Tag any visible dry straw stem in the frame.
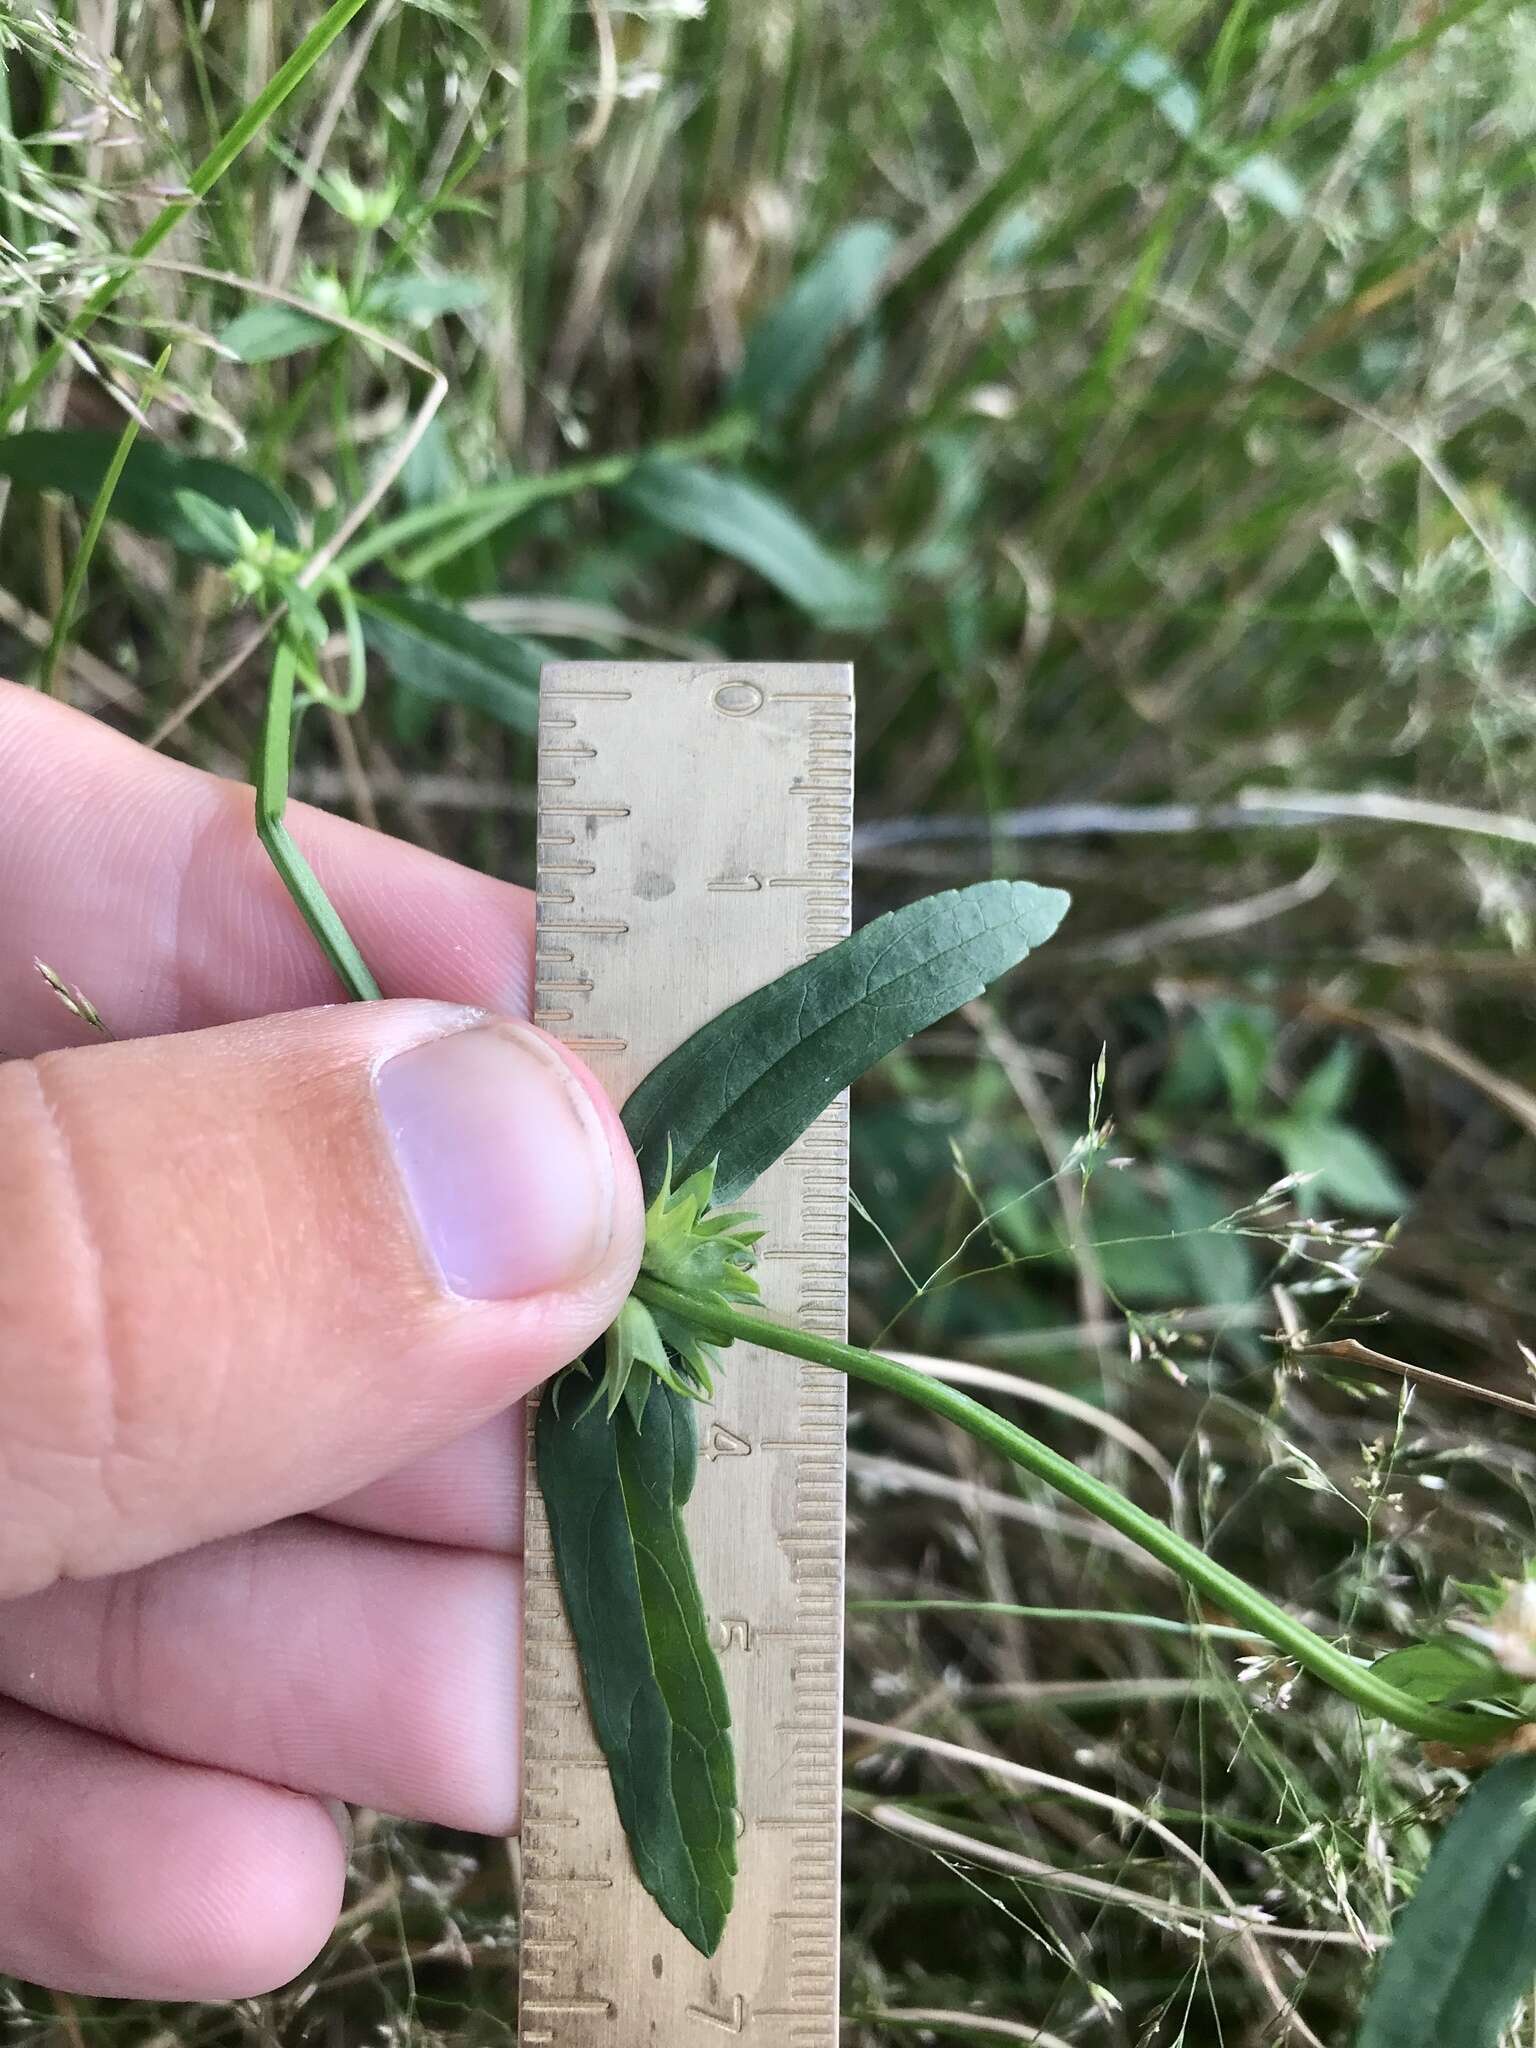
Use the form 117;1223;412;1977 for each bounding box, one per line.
846;1716;1325;2047
849;1449;1175;1575
866;2011;1075;2045
1297;1337;1536;1421
860;1801;1382;1951
879;1350;1178;1489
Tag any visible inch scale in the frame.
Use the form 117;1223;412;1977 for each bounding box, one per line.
520;662;853;2045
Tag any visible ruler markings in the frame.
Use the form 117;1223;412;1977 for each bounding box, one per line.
521;663;850;2046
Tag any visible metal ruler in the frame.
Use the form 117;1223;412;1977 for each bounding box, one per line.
519;662;853;2046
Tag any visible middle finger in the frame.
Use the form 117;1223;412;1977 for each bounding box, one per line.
0;1516;523;1831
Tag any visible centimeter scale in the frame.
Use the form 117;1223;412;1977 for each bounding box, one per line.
518;663;854;2044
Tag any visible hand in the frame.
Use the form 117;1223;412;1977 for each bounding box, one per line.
0;682;644;2001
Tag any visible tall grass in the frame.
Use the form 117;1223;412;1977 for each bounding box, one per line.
2;0;1534;2040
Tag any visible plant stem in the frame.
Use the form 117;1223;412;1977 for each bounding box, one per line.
40;347;171;694
635;1276;1509;1748
255;635;381;1001
0;0;379;431
334;411;756;581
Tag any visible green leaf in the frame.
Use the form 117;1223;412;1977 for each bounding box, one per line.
623;880;1070;1205
1356;1755;1536;2048
356;590;545;732
731;220;896;421
616;459;888;628
1267;1118;1410;1216
535;1379;737;1956
363;272;487;324
1291;1041;1360;1124
221;303;340;362
1369;1641;1513;1708
219;276;484;361
0;430;300;557
1160;1160;1254;1308
1201;999;1276;1123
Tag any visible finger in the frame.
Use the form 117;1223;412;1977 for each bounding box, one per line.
0;1001;642;1596
0;1696;345;2000
322;1404;526;1551
0;1519;522;1832
0;680;535;1056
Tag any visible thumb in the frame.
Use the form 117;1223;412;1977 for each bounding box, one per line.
0;1003;642;1596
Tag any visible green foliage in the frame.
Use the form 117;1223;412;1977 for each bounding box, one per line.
534;882;1069;1943
355;591;543;731
594;1157;763;1417
534;1378;736;1957
731;221;896;422
1262;1115;1410;1216
623;880;1069;1204
991;1160;1255;1309
222;304;344;363
1356;1756;1536;2048
221;273;487;360
5;0;1535;2033
1369;1640;1515;1708
0;429;298;557
616;460;888;628
1070;30;1305;217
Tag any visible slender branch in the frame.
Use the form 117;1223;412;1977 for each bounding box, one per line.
40;346;170;694
634;1276;1509;1748
334;410;755;581
255;638;381;1001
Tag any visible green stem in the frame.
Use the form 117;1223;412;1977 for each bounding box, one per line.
850;1599;1260;1644
40;347;170;693
335;411;755;582
255;635;381;1001
0;0;378;431
635;1276;1508;1748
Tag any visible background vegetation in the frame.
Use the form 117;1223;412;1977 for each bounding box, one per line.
3;0;1536;2040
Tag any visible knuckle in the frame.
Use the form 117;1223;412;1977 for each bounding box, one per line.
0;1058;167;1592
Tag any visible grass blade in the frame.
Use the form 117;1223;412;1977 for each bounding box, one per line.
39;347;170;694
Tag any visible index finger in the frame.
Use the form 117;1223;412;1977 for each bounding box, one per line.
0;681;535;1054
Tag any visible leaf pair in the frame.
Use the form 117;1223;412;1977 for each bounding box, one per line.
535;1378;737;1957
0;429;299;559
536;879;1070;1953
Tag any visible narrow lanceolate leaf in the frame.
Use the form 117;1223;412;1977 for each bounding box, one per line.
221;303;339;362
616;458;888;629
0;430;299;555
535;1378;736;1955
623;879;1070;1205
1356;1755;1536;2048
356;590;545;732
731;220;896;422
1368;1640;1514;1708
